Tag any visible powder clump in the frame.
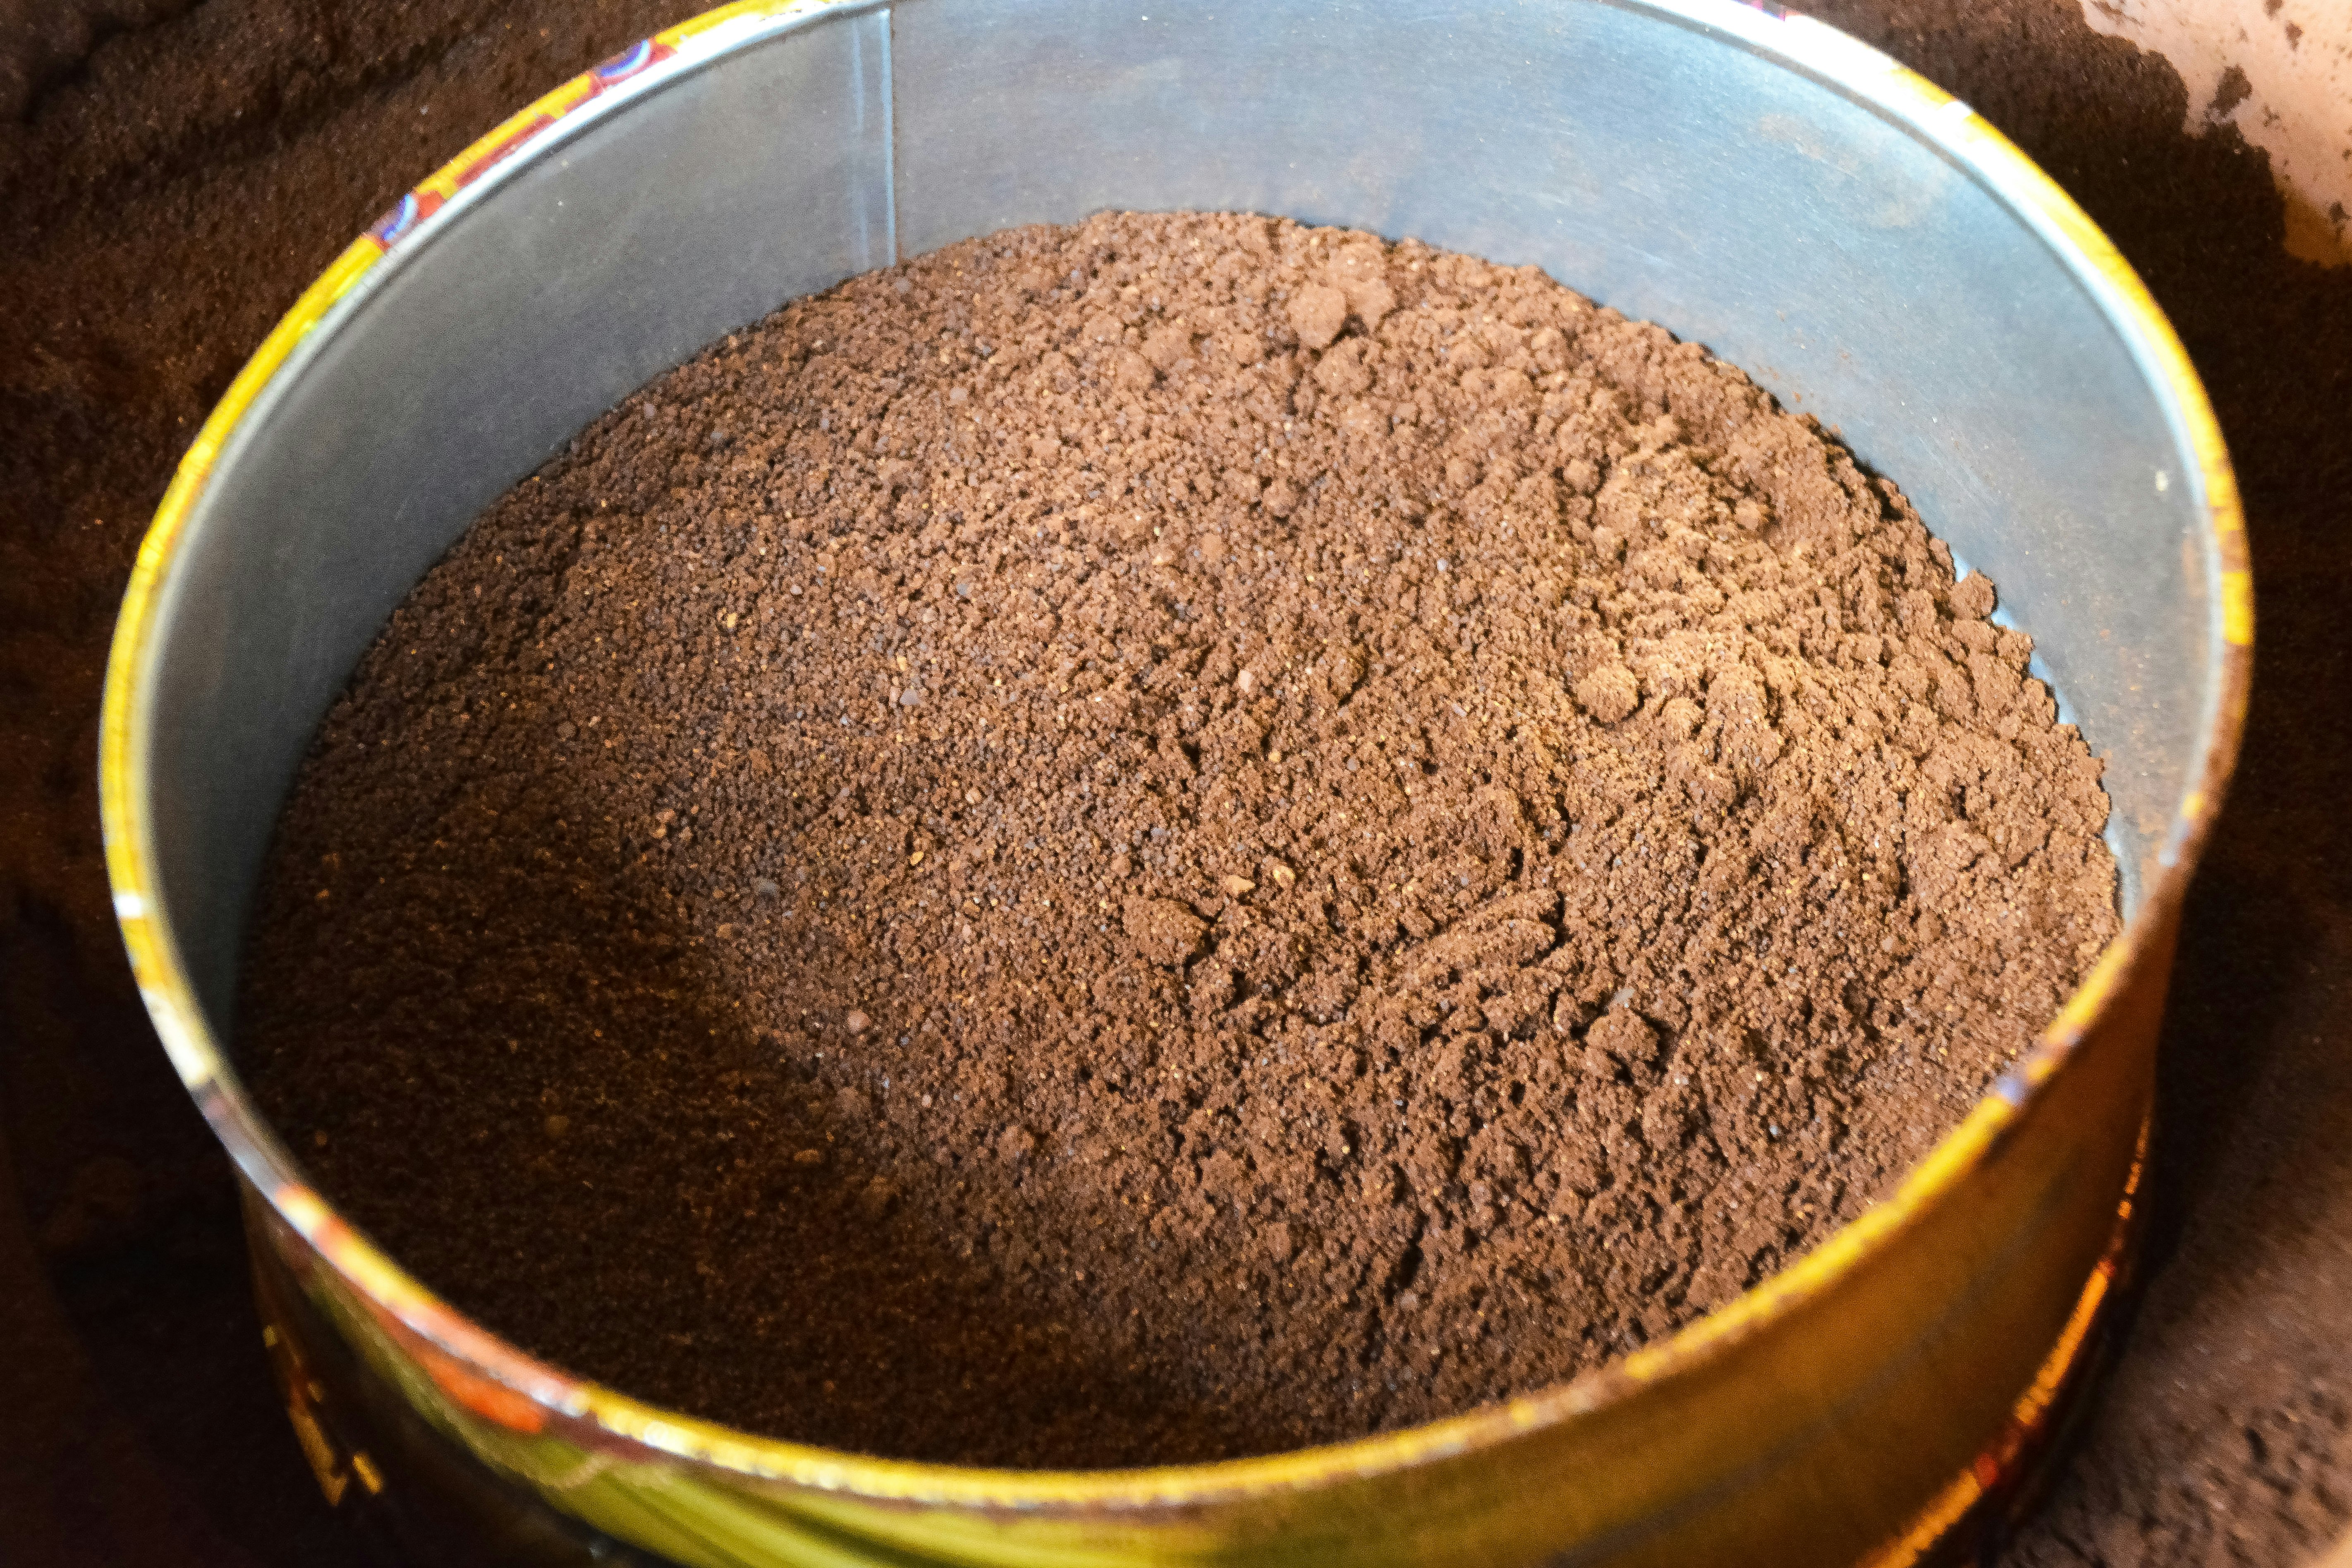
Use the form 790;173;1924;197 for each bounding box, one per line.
241;211;2118;1469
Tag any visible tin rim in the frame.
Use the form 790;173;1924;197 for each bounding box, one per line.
97;0;2253;1514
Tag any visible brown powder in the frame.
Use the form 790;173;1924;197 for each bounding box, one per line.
238;211;2117;1468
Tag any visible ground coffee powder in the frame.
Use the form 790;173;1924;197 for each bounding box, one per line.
240;211;2118;1468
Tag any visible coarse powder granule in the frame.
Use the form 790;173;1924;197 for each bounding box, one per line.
239;211;2118;1468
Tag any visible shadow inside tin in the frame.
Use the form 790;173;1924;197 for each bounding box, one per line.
232;687;1357;1468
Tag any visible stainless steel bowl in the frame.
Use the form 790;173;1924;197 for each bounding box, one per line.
100;2;2250;1563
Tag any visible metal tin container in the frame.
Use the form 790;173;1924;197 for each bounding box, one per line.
100;2;2251;1563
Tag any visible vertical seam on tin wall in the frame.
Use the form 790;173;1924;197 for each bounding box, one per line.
881;5;901;265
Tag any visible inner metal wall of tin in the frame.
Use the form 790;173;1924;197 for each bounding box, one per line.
142;3;895;1022
146;0;2213;1039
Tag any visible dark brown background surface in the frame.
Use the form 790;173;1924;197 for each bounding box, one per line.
2;1;2346;1563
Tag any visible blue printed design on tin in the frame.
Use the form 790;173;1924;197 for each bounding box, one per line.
593;39;657;83
369;192;421;248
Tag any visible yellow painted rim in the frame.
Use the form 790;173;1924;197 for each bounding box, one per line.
98;0;2254;1517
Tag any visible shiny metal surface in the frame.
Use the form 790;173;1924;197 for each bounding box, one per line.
892;0;2219;916
142;0;894;1028
101;1;2251;1563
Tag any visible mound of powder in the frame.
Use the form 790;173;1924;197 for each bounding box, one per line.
240;211;2118;1468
